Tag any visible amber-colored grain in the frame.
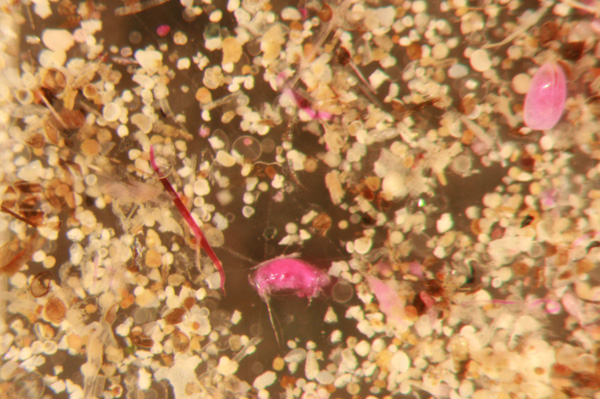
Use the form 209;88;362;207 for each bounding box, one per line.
30;271;52;298
164;307;186;324
172;329;190;352
45;296;67;324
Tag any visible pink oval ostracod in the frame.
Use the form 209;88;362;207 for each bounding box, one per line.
523;62;567;130
250;257;331;300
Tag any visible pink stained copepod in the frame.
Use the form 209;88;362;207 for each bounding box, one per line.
523;62;567;130
250;257;331;300
249;257;331;345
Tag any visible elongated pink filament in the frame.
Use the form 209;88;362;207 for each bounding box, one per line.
149;146;226;295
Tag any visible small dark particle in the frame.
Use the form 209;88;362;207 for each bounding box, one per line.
312;212;332;236
20;195;38;209
425;279;444;297
394;98;440;120
15;181;43;194
360;213;376;227
520;155;535;172
30;271;52;297
375;194;391;211
563;41;585;61
263;227;278;240
521;214;534;228
318;3;332;22
129;331;153;348
360;186;375;201
164;307;187;324
538;21;558;45
587;241;600;252
27;134;45;149
337;48;351;66
458;95;477;115
39;87;57;106
412;292;427;316
84;195;95;207
406;42;422;60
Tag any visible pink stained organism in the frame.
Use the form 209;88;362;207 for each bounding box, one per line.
156;24;171;38
148;147;226;295
366;276;406;325
276;72;334;121
283;88;334;121
250;257;331;299
523;62;567;130
249;257;331;345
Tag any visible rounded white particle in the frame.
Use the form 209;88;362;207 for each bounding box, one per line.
285;348;307;363
354;237;373;255
511;73;531;95
19;346;33;360
271;174;284;189
316;370;335;385
216;150;236;167
193;178;211;196
176;58;191;70
42;29;75;52
368;69;389;90
507;45;523;60
412;1;427;12
138;368;151;390
375;6;396;27
217;356;239;376
41;340;58;355
469;49;492;72
465;79;479;90
305;350;319;380
553;2;571;16
391;351;410;372
285;222;298;234
432;43;449;60
173;31;188;46
253;371;277;390
67;228;84;242
382;172;407;200
209;9;223;22
436;213;453;233
281;7;302;20
448;63;468;79
242;206;255;218
227;0;240;11
459;380;474;397
134;49;163;72
43;256;56;269
33;250;46;263
390;231;403;244
103;102;121;122
117;125;129;137
540;134;555;151
483;192;502;209
10;273;27;289
354;340;371;357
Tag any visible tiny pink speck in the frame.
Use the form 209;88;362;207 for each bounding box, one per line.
198;126;210;138
156;25;171;38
